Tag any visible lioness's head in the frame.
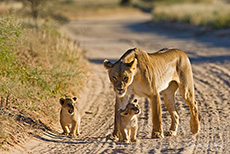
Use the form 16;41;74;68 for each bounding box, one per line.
104;57;137;97
60;97;77;115
120;99;141;117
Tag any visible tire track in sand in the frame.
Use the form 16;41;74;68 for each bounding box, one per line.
192;63;230;153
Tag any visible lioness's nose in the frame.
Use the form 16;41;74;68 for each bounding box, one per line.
117;88;123;92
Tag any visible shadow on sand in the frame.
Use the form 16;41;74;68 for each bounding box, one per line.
34;130;102;145
125;20;230;48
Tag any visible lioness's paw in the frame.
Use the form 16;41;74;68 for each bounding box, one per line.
190;124;199;134
165;130;177;136
152;132;164;138
106;134;119;141
190;118;199;134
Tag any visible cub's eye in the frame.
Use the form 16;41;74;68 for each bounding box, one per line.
112;76;117;81
123;77;128;82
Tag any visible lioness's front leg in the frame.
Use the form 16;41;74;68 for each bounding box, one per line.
112;101;119;140
113;95;129;140
150;94;164;138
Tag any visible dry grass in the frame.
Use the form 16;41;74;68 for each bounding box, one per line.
152;1;230;29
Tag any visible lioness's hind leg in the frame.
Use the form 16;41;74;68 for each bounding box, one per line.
178;77;199;134
162;81;179;136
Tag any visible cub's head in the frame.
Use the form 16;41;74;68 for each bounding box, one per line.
60;97;77;115
104;58;137;98
120;99;141;117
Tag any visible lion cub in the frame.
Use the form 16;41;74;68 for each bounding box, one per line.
118;99;141;143
59;97;80;137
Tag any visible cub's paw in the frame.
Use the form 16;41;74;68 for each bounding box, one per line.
76;133;80;136
122;139;130;143
61;132;69;136
69;133;76;137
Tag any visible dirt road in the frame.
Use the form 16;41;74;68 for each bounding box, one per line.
9;13;230;153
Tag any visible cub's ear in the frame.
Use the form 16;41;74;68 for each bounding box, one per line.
59;98;65;106
120;110;129;117
104;59;114;70
125;58;137;71
72;97;77;101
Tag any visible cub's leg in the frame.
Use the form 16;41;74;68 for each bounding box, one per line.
70;120;78;137
150;93;164;138
60;121;69;135
121;128;129;143
76;121;80;136
130;126;138;142
161;81;179;136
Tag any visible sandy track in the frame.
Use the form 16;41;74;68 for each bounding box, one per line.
8;13;230;153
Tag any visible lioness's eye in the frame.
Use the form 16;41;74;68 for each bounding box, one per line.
123;77;128;82
112;76;117;81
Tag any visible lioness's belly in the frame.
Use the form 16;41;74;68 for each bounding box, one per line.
156;67;179;92
131;68;178;96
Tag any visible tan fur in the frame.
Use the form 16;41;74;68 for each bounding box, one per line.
104;48;200;138
117;99;140;143
59;97;81;137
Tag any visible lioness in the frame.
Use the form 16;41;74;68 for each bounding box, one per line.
59;97;81;137
104;48;199;138
118;99;140;143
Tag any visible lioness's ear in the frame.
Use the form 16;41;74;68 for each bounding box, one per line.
60;98;65;106
104;59;114;70
126;58;137;71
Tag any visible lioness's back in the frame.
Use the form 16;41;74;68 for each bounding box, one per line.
149;48;188;59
